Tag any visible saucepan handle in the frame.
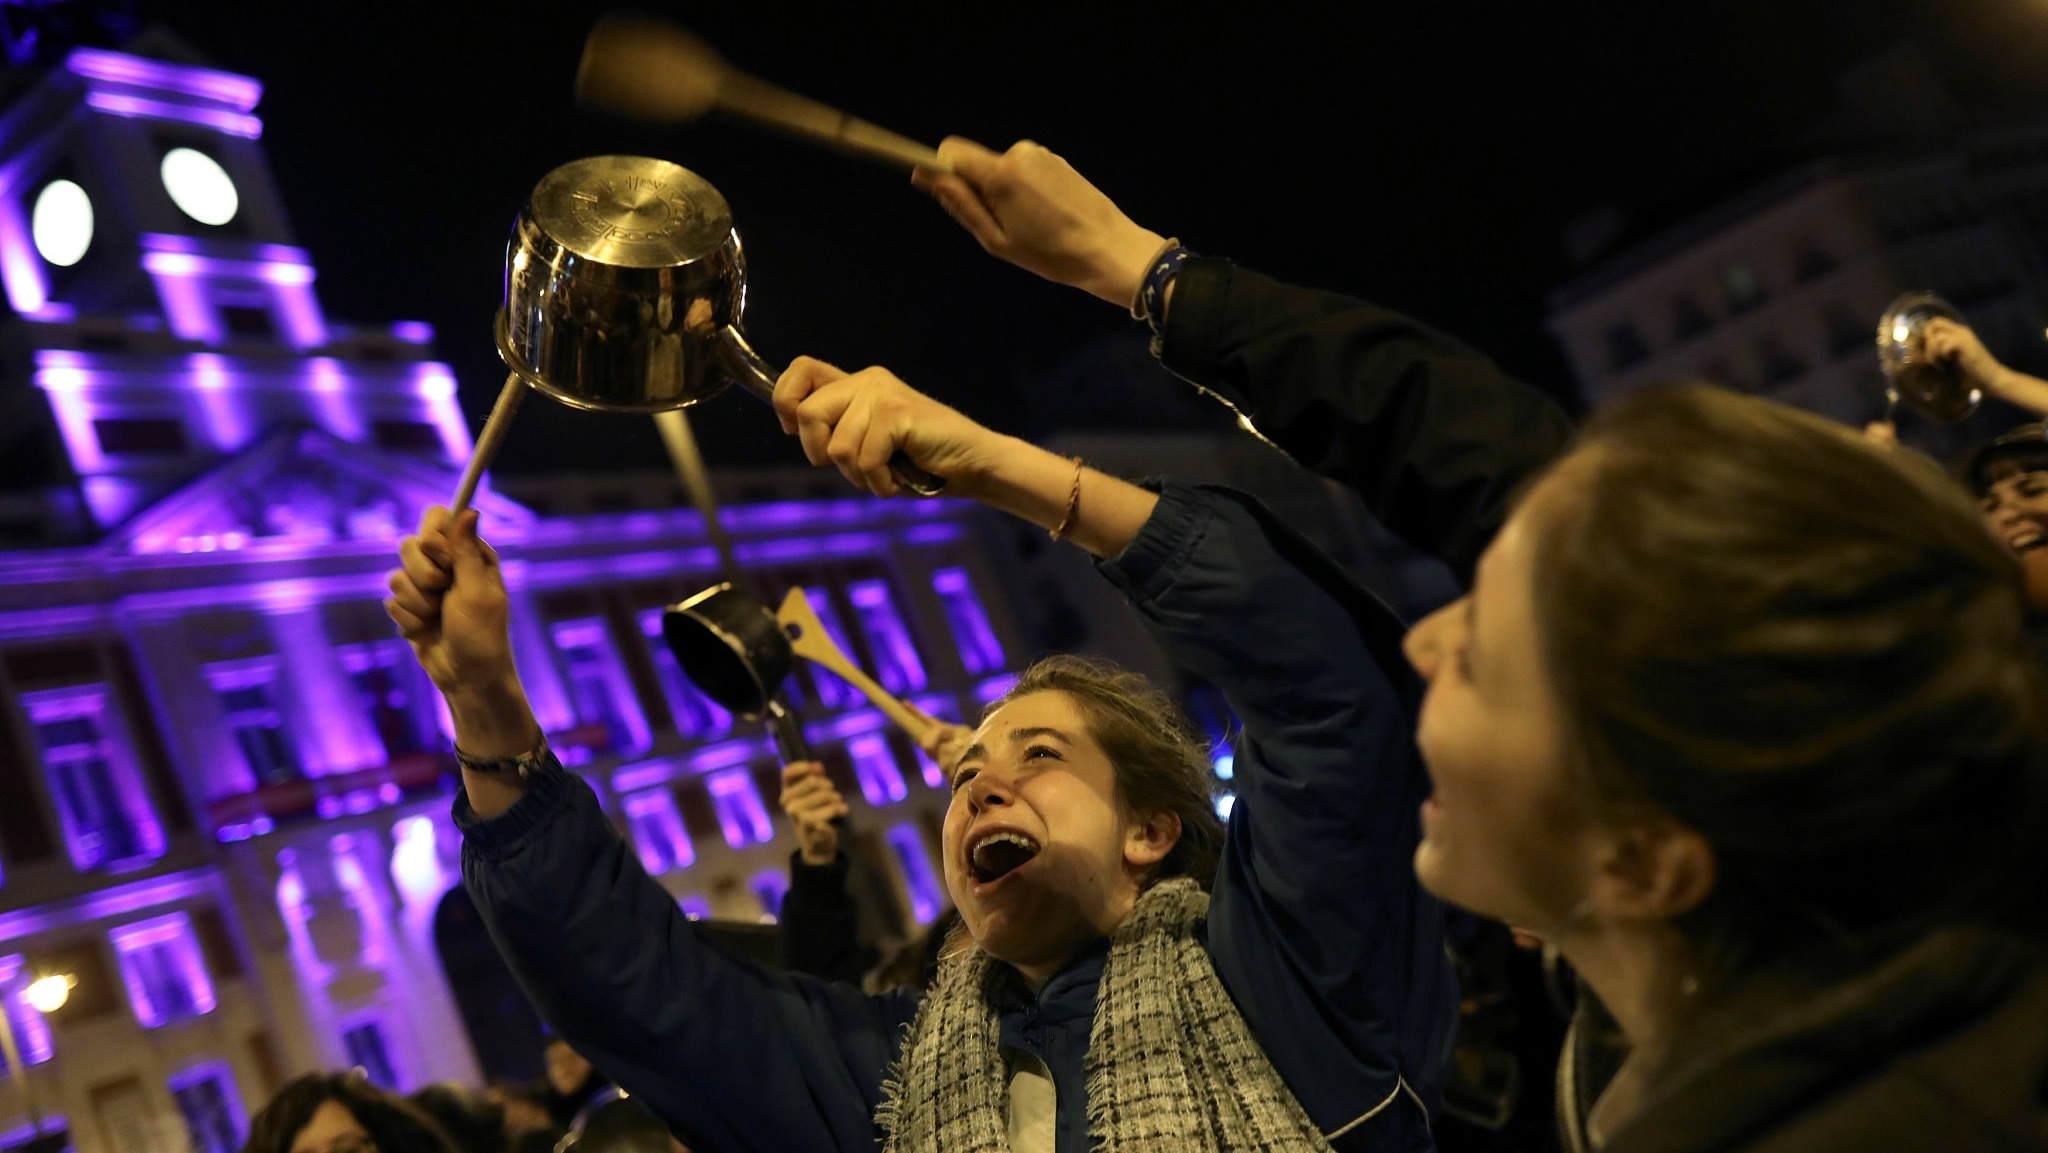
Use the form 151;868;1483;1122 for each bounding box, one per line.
715;325;947;497
766;696;853;833
766;695;811;764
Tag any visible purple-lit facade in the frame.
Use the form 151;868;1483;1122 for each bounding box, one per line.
0;38;1029;1153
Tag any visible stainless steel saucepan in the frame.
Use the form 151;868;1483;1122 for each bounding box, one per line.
449;155;943;511
1875;291;1983;424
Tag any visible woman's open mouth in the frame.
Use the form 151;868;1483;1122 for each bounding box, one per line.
967;829;1041;887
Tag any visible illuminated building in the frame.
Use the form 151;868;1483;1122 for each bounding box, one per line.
0;34;1033;1153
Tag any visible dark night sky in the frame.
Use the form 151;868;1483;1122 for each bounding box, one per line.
132;0;2048;477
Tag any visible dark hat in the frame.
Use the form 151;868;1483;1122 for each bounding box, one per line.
1958;422;2048;495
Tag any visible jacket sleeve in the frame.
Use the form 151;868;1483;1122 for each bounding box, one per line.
1094;482;1458;1149
456;760;919;1153
1158;258;1576;586
777;851;879;983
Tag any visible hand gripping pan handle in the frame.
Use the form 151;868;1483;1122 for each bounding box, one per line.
714;325;946;497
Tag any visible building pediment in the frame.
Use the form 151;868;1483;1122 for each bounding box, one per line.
105;426;532;556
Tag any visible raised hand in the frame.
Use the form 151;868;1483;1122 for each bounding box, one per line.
386;508;515;694
1921;318;2048;417
779;761;850;866
386;509;537;783
1922;318;2005;391
911;137;1168;309
771;357;1005;498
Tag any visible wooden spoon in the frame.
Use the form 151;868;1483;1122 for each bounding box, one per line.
776;588;941;747
576;11;950;173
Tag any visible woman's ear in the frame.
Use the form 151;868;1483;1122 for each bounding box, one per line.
1587;816;1716;921
1124;808;1182;872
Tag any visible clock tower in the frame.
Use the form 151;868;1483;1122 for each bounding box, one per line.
0;26;474;541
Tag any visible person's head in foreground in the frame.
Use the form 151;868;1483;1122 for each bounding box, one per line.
1403;385;2047;1057
242;1072;456;1153
1960;421;2048;616
944;654;1225;981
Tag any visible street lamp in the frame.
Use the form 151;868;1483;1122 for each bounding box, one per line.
22;976;70;1014
0;971;73;1137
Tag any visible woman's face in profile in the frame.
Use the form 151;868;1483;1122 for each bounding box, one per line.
1402;471;1602;932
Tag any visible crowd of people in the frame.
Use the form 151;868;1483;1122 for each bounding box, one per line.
245;133;2046;1153
239;1036;662;1153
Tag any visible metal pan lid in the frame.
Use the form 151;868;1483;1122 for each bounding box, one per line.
527;155;734;269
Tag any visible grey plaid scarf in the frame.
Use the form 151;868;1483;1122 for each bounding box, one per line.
876;877;1333;1152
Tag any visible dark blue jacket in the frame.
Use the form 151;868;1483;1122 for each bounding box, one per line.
458;481;1457;1153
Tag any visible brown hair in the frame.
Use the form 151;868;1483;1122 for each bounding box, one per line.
1528;385;2048;978
1959;421;2048;496
242;1072;458;1153
985;654;1225;890
408;1084;509;1153
1980;455;2048;488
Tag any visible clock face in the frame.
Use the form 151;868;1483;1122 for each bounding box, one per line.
161;147;239;226
31;179;94;267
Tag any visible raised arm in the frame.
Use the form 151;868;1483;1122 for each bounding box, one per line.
775;760;878;982
770;356;1160;556
384;511;914;1152
914;137;1573;585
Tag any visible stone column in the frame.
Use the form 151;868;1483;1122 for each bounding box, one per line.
265;605;385;777
343;821;482;1087
125;616;253;799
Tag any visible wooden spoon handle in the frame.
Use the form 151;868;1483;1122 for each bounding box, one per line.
716;72;950;173
776;589;940;746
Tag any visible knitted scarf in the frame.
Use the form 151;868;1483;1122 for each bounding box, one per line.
876;878;1333;1153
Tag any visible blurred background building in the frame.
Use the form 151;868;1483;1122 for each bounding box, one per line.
1548;44;2048;460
